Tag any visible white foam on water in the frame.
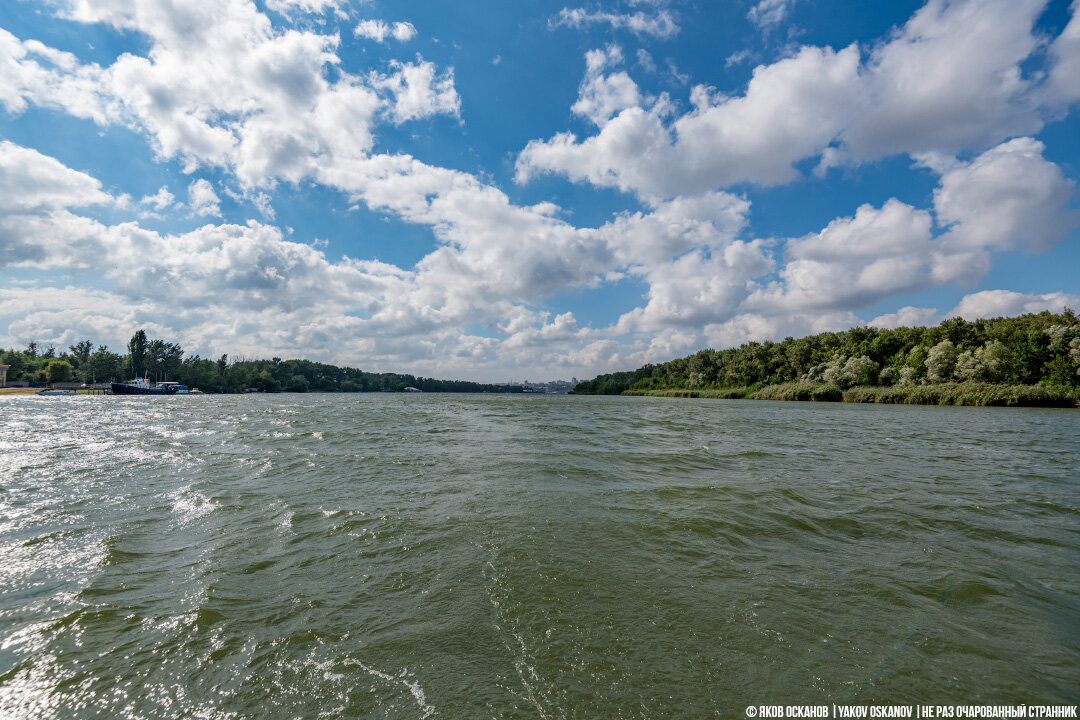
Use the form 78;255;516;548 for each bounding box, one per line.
169;486;217;525
482;559;551;720
343;659;436;719
279;511;294;531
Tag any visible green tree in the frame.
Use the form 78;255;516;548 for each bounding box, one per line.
926;340;959;383
87;345;123;383
69;340;93;364
146;339;184;381
127;330;149;378
1;350;26;380
46;359;74;384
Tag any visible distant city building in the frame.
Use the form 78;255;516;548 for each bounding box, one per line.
0;364;8;387
516;378;579;394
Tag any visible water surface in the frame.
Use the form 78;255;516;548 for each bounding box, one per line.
1;394;1078;718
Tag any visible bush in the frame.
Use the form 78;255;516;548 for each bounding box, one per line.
753;382;842;402
841;383;1077;408
926;340;958;382
46;359;74;383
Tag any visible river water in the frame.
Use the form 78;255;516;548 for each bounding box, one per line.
1;394;1077;718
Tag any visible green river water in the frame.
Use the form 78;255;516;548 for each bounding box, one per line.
1;394;1077;718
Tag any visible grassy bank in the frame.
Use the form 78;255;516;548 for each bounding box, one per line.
840;382;1078;407
620;381;1078;408
623;387;755;399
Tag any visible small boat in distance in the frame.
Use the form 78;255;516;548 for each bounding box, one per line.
110;378;181;395
37;389;75;396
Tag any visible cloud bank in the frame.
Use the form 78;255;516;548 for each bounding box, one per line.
0;0;1078;380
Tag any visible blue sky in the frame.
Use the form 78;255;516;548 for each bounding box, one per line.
1;0;1078;381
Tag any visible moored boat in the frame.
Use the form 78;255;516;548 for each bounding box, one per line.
110;378;180;395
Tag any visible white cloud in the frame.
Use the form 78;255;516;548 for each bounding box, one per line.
948;290;1080;320
0;140;111;211
867;306;943;329
16;0;397;187
391;22;418;42
140;185;175;211
840;0;1045;160
1045;0;1080;106
0;141;115;268
369;56;461;124
3;1;1077;380
354;20;417;43
265;0;348;18
703;311;859;352
187;179;222;217
635;49;657;73
615;241;772;334
520;0;1060;199
934;137;1078;253
747;199;936;314
0;27;111;123
571;46;642;126
748;0;797;29
868;290;1080;331
598;191;750;267
549;7;680;39
518;44;862;198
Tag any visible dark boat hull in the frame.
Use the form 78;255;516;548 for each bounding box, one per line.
110;383;179;395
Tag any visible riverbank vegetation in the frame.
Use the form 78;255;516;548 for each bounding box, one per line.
573;311;1080;408
0;330;518;394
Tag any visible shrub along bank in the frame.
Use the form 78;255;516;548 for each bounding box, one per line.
574;311;1080;408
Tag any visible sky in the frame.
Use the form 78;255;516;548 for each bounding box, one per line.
1;0;1079;382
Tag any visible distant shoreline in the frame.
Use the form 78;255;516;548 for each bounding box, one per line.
617;381;1079;408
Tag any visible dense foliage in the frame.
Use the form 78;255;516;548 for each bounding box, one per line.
573;311;1080;400
1;330;518;394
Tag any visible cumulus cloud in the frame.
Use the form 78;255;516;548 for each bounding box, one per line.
0;140;722;377
867;306;943;329
2;0;1078;380
265;0;348;18
517;44;862;198
948;290;1080;320
549;7;680;39
187;179;222;217
370;57;461;124
570;45;642;126
354;20;417;43
15;1;399;186
615;241;773;334
140;186;175;211
0;27;111;123
520;0;1060;199
0;141;115;267
1044;0;1080;106
747;199;936;314
0;140;111;211
869;291;1080;330
934;137;1078;253
748;0;798;29
840;0;1045;160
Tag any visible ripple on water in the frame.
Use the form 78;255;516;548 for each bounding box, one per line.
0;394;1078;717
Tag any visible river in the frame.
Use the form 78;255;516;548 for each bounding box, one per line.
1;394;1077;717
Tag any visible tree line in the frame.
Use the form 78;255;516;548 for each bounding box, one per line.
1;329;521;394
572;310;1080;396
